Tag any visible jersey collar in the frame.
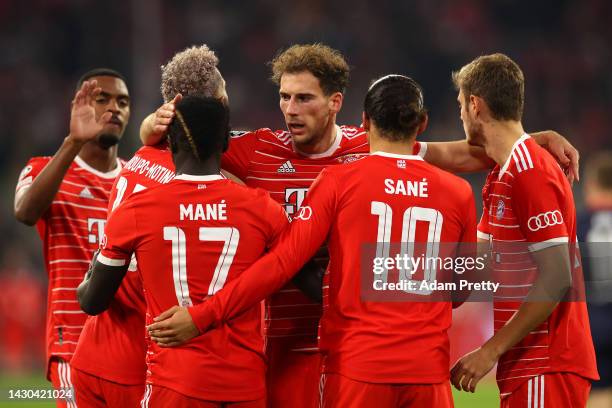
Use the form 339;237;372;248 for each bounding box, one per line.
371;151;424;160
174;174;225;181
74;155;122;179
498;133;530;180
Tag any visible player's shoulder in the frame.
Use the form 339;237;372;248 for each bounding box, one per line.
508;136;565;182
336;124;368;151
23;156;52;168
421;159;473;195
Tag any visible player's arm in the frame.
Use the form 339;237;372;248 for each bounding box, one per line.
423;131;579;181
452;188;478;308
15;81;112;225
450;244;571;393
291;257;325;303
140;94;181;146
77;250;129;315
148;170;338;346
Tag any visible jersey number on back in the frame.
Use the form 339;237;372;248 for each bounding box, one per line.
371;202;443;295
163;227;240;307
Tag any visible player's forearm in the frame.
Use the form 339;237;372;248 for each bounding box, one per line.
139;113;163;146
480;245;572;359
77;260;127;315
189;251;302;332
291;258;325;303
14;136;84;225
424;141;494;173
481;301;558;360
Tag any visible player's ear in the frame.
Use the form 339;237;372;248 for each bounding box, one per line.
469;94;481;117
328;92;343;115
362;112;370;132
416;113;428;136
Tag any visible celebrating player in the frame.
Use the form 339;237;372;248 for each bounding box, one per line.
14;69;130;407
69;44;226;408
151;75;476;407
141;43;581;408
448;53;598;407
78;96;290;407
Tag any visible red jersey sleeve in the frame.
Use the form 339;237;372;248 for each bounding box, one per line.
512;168;569;251
460;191;478;244
97;199;139;267
477;177;492;241
188;168;339;332
15;157;51;195
260;190;291;248
220;131;258;181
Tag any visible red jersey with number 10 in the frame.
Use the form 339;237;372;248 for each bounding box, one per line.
202;151;475;383
221;126;423;351
98;175;288;401
71;143;175;385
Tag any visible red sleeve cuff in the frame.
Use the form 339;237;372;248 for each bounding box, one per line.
187;301;216;333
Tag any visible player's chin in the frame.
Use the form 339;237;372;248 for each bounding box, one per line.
96;132;121;149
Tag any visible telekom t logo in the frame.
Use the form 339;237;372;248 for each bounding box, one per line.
88;218;106;244
284;188;309;216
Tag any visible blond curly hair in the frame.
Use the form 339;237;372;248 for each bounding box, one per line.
160;45;222;102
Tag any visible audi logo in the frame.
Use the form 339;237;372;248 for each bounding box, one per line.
527;210;564;231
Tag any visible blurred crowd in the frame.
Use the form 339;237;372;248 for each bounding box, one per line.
0;0;610;372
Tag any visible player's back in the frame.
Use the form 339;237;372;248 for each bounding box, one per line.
319;152;476;384
115;174;287;401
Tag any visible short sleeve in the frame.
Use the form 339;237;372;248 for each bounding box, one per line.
15;157;51;195
98;199;139;267
221;131;258;181
512;168;570;251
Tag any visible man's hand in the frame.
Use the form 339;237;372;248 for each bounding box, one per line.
532;130;580;183
147;305;199;347
153;94;182;137
69;80;109;144
450;346;499;393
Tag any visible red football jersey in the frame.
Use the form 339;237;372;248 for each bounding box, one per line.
221;125;424;351
15;156;122;376
477;134;598;396
196;151;476;383
98;175;288;401
71;143;175;384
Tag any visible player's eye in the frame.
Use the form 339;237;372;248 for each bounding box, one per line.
280;94;290;101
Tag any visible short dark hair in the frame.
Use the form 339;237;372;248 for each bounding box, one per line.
269;43;350;95
168;96;230;162
364;75;427;141
76;68;127;91
452;53;524;121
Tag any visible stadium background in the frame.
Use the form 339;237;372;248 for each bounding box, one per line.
0;0;610;406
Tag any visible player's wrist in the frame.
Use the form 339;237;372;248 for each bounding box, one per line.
64;134;86;151
186;303;214;334
480;339;504;362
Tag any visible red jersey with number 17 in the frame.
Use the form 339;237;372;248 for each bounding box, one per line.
15;156;122;377
477;134;598;396
221;125;423;351
71;143;175;385
201;151;475;383
98;175;288;401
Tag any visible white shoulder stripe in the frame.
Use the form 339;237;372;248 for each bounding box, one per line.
520;142;534;169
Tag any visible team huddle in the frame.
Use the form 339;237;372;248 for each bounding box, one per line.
14;43;598;407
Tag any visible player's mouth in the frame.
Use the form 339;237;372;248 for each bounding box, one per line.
288;123;306;135
106;117;123;129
